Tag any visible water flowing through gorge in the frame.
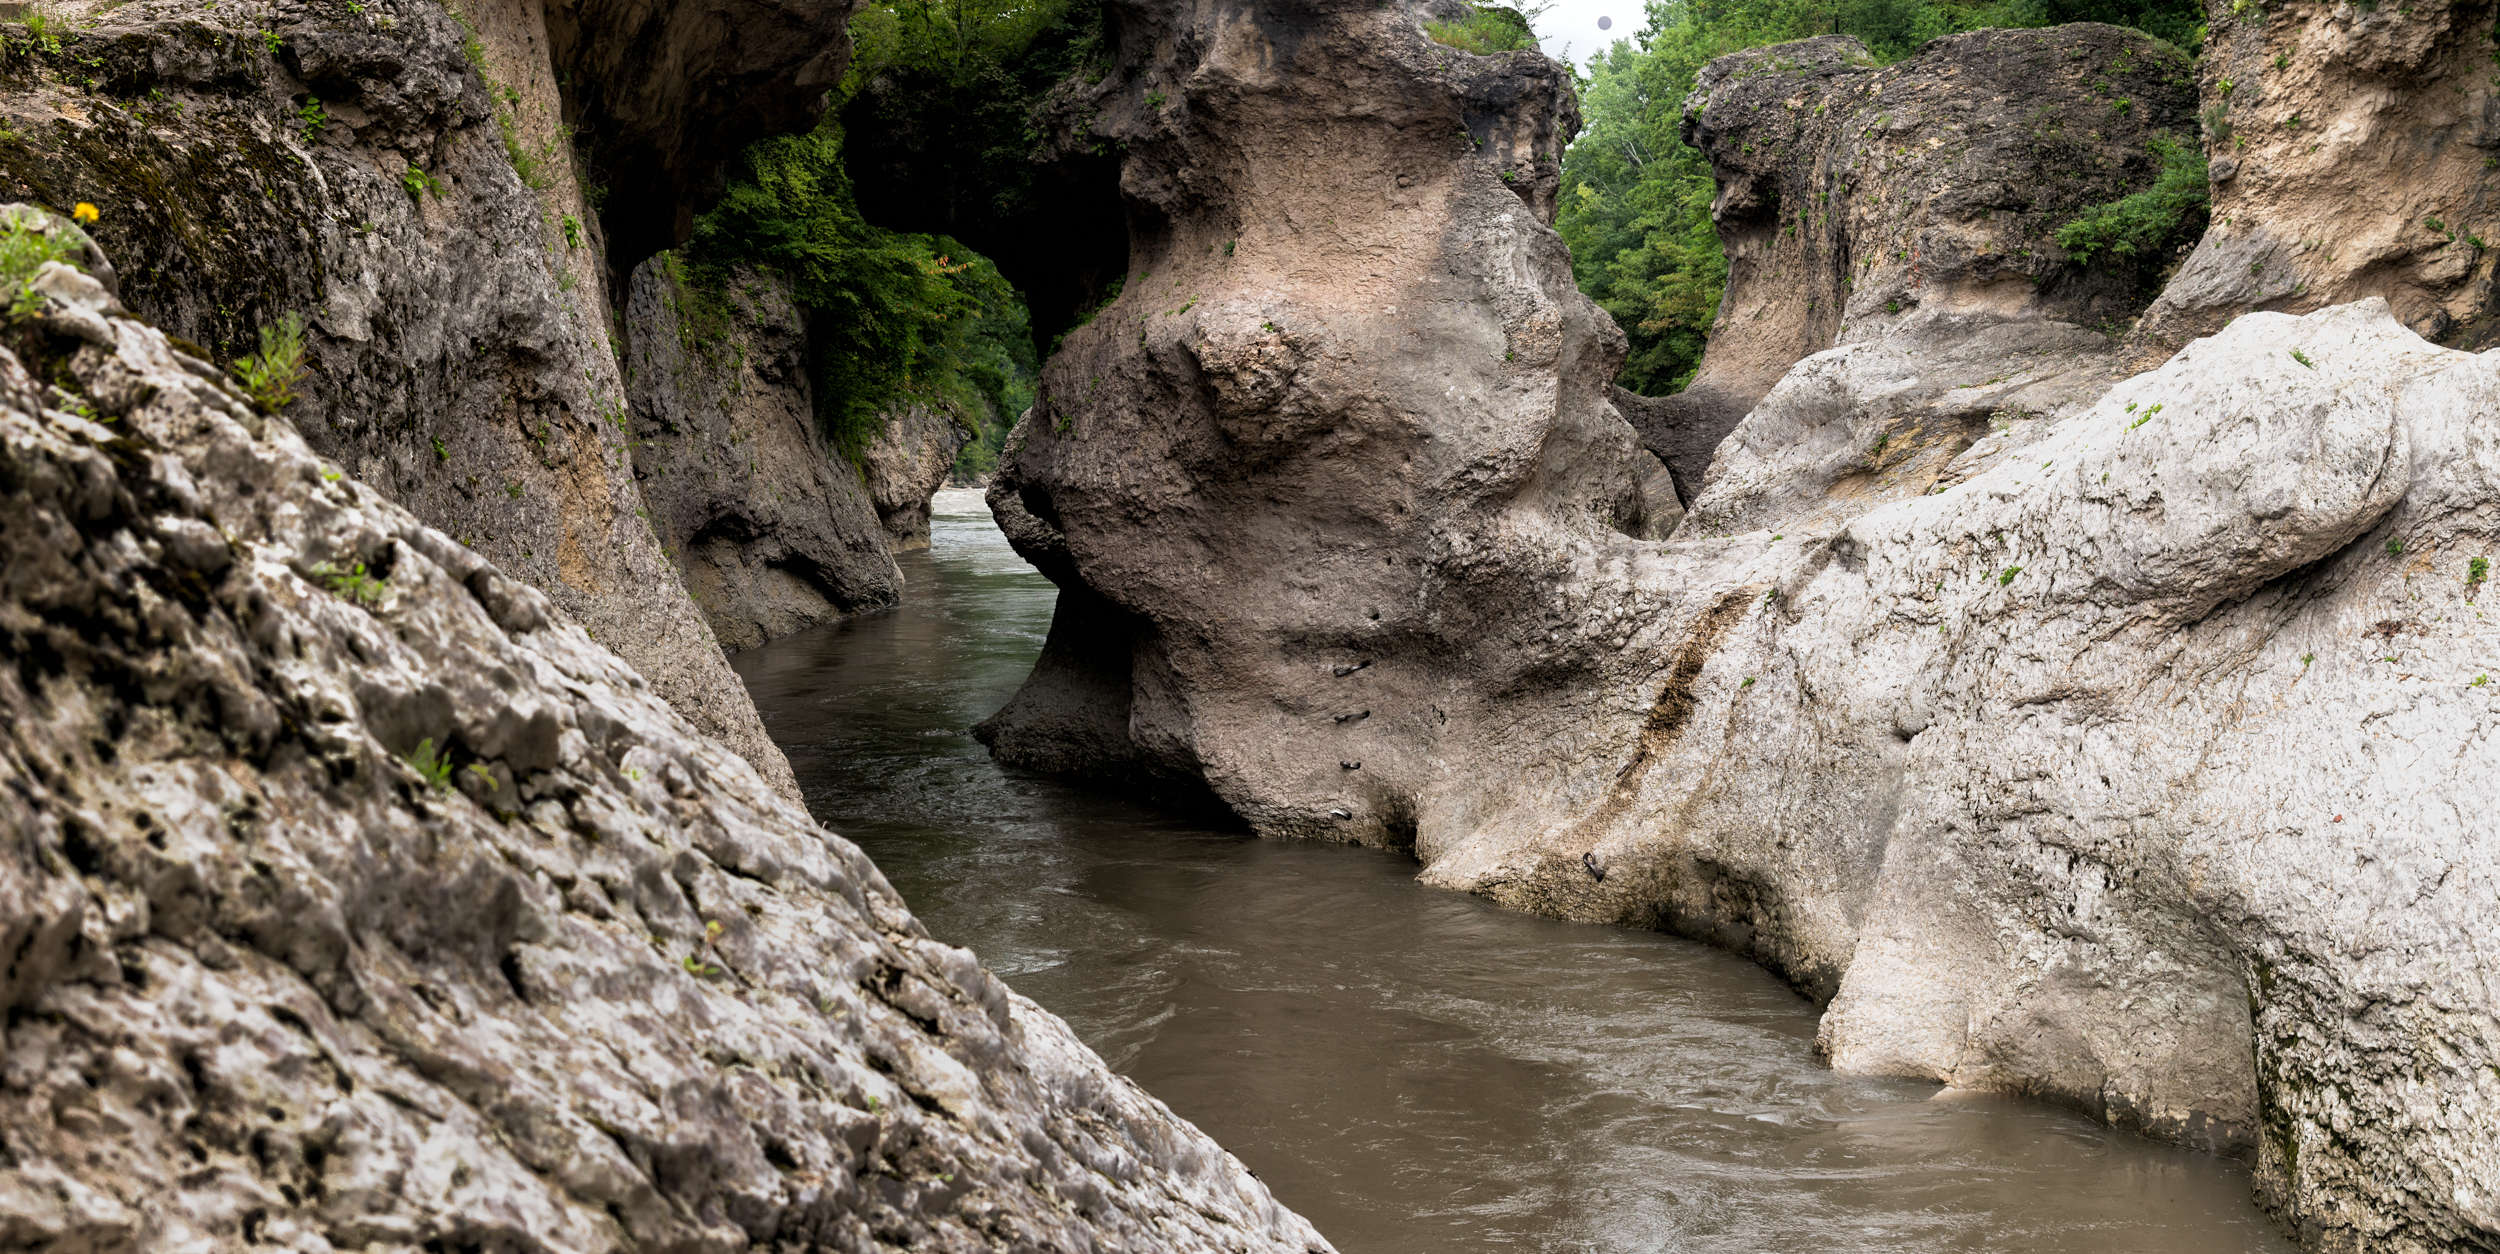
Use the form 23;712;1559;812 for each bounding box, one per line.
734;490;2298;1254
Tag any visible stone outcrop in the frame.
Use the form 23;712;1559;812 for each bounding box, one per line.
1629;27;2195;502
0;0;810;792
0;216;1329;1253
622;257;907;650
983;7;2500;1249
2135;0;2500;353
862;403;971;551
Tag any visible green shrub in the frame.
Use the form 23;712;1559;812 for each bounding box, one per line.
1426;4;1539;54
0;216;76;319
2055;135;2210;270
232;313;308;410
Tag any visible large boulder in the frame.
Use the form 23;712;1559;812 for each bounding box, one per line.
1632;26;2197;502
0;215;1329;1254
0;0;807;793
2134;0;2500;352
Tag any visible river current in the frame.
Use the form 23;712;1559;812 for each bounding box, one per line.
731;489;2295;1254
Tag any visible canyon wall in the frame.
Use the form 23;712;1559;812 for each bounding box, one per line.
0;0;875;793
2136;0;2500;352
0;215;1329;1252
986;4;2500;1249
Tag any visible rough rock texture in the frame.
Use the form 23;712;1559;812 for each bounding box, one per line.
1626;27;2195;501
2135;0;2500;353
862;404;971;552
978;0;1643;803
985;10;2500;1250
621;257;906;651
0;0;800;793
0;222;1329;1253
541;0;858;266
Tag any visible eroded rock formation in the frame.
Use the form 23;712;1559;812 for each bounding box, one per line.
1625;26;2196;501
862;403;971;551
621;258;907;650
0;215;1328;1253
2136;0;2500;352
984;5;2500;1249
0;0;832;792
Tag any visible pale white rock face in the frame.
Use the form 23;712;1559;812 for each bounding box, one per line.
0;220;1330;1254
1441;301;2500;1253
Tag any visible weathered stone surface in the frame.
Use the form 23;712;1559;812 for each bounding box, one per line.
622;257;906;651
982;7;2500;1248
0;222;1329;1254
862;404;971;552
2135;0;2500;353
983;0;1641;816
0;0;799;795
1631;27;2196;497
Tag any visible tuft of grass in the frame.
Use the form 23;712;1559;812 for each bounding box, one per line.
405;737;453;792
2472;556;2490;591
1424;4;1539;54
1998;565;2023;586
2386;537;2406;558
2289;348;2314;369
231;313;307;410
0;215;78;319
311;559;387;606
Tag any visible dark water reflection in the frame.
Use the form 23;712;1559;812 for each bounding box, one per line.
732;490;2295;1254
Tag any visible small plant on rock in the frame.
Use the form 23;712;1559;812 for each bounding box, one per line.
405;737;454;792
311;559;387;606
231;312;307;410
1424;3;1540;54
401;165;444;199
2289;348;2315;369
0;216;76;319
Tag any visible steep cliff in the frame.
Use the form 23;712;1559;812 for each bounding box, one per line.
1624;25;2196;507
2136;0;2500;352
0;0;840;792
0;212;1329;1253
621;257;905;650
982;6;2500;1249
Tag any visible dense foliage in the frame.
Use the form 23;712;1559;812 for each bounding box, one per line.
684;0;1095;474
2053;134;2210;271
688;128;1033;465
1558;0;2204;395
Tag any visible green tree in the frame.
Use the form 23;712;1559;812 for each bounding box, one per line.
1559;0;2201;395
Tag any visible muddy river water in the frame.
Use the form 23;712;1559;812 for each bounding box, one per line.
732;489;2295;1254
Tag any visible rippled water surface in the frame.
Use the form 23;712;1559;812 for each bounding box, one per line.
732;489;2296;1254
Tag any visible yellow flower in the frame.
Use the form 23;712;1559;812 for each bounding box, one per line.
70;202;98;223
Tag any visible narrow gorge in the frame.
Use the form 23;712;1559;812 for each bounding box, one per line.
0;0;2494;1248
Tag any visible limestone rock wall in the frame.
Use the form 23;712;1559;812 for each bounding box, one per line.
2136;0;2500;352
0;0;810;793
0;221;1330;1254
863;403;972;552
984;7;2500;1249
621;257;907;651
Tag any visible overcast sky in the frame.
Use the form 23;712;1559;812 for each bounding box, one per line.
1532;0;1641;67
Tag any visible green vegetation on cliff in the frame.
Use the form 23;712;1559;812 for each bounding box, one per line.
686;0;1100;476
1559;0;2205;395
688;127;1031;466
